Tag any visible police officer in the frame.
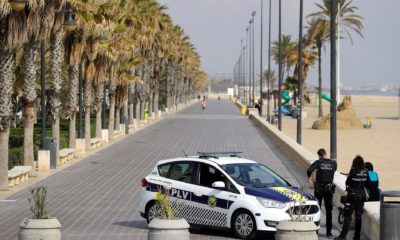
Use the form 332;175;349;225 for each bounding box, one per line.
335;156;369;240
307;148;337;237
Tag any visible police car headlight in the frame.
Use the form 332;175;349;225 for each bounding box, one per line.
256;197;287;209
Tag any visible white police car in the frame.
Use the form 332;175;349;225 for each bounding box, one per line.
139;152;320;239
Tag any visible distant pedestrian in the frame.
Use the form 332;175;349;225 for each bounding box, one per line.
201;98;207;113
197;95;201;101
365;162;381;201
218;96;221;101
307;148;337;237
335;155;369;240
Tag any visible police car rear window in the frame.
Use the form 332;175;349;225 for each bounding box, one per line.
158;163;172;177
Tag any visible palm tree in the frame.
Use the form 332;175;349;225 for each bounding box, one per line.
272;35;297;81
309;0;363;44
21;0;55;169
0;2;28;190
307;18;329;117
48;4;66;165
309;0;363;114
263;69;277;108
64;28;85;148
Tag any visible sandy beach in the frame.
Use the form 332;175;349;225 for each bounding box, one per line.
278;95;399;191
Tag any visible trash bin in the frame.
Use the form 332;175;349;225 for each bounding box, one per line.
43;137;57;169
144;109;148;121
380;191;400;240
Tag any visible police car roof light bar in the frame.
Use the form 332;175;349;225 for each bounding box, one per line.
197;151;243;159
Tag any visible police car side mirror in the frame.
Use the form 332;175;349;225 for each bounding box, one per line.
212;181;225;189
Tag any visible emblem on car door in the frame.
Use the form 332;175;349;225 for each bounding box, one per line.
208;195;217;208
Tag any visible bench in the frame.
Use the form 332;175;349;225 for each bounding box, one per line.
90;138;101;149
8;166;32;187
59;148;75;163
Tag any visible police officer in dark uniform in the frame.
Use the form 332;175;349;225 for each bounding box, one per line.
335;156;369;240
307;148;337;237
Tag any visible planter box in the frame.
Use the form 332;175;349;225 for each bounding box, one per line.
148;218;190;240
275;220;318;240
18;218;61;240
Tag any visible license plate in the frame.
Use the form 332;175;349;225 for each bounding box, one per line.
294;215;313;221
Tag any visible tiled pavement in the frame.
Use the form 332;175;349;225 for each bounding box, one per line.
0;99;351;239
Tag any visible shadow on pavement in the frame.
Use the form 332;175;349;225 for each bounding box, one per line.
190;227;275;240
112;220;148;230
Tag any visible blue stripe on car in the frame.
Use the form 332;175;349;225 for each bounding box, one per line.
147;182;234;209
244;186;316;202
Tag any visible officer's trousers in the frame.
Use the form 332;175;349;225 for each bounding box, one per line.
339;200;364;239
315;189;333;234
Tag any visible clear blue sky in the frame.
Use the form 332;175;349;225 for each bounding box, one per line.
158;0;400;87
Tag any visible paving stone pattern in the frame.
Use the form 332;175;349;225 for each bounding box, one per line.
0;99;342;240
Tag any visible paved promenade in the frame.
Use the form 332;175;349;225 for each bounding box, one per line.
0;99;340;239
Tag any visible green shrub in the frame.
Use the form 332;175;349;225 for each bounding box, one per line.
9;147;23;170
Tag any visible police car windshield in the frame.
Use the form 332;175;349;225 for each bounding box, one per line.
221;163;288;188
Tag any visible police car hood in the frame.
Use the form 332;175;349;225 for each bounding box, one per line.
244;186;316;203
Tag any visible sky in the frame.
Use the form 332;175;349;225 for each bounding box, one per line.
157;0;400;88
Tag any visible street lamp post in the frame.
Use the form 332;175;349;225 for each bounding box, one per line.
251;11;256;107
267;0;272;121
40;40;46;149
259;0;264;116
246;25;251;106
330;0;337;161
239;39;243;101
278;0;283;131
248;21;252;107
297;0;303;144
78;60;83;138
243;45;247;105
102;84;107;129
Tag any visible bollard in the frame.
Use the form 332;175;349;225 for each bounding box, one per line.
43;137;57;169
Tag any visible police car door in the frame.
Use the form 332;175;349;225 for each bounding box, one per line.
166;161;198;221
190;163;237;228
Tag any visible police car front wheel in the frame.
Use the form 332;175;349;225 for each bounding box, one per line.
232;210;257;239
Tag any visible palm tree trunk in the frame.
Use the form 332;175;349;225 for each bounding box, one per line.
85;109;91;151
84;76;92;151
135;98;140;122
23;106;35;167
69;113;76;148
22;39;39;168
140;100;145;120
95;83;104;139
115;107;120;130
96;103;102;139
124;99;128;124
148;92;153;118
49;30;64;164
52;117;60;165
318;46;323;117
67;64;79;148
0;49;15;190
108;95;115;141
129;103;134;125
154;90;159;117
0;128;10;190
